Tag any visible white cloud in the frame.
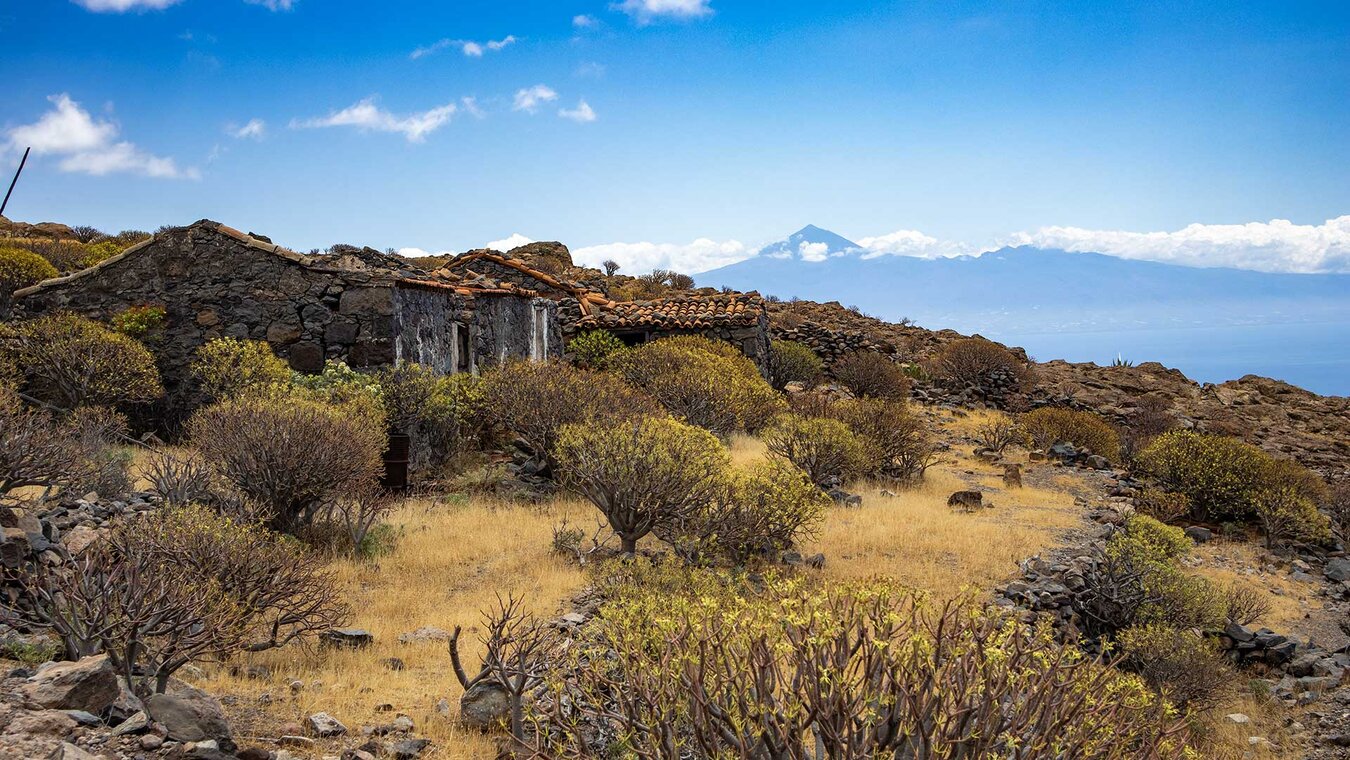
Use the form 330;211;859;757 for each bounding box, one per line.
244;0;294;9
228;118;266;140
574;238;748;274
613;0;713;24
573;14;598;28
412;35;515;60
558;100;597;123
513;85;558;113
6;93;197;179
1001;217;1350;274
855;229;971;259
798;241;829;262
291;97;456;142
460;96;486;119
485;233;535;251
71;0;181;11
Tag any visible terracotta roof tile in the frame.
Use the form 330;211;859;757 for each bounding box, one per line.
576;293;765;331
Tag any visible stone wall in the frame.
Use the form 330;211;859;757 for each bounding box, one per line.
10;223;400;399
770;320;899;370
473;295;562;369
392;284;472;374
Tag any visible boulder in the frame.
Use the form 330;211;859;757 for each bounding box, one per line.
1325;558;1350;583
146;681;233;749
946;490;983;511
459;680;510;729
307;711;347;737
46;743;96;760
23;655;120;714
397;626;452;645
1183;526;1213;544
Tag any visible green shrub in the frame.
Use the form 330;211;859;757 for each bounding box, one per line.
1133;488;1191;524
482;360;658;462
663;458;829;565
567;330;627;370
4;313;162;410
187;390;385;534
0;247;58;293
763;413;869;486
555;417;729;554
77;240;122;268
109;304;166;339
765;340;823;391
192;338;293;401
613;336;784;436
1116;624;1232;710
1136;431;1328;523
1253;485;1333;549
831;351;910;400
1083;516;1225;634
1021;407;1122;461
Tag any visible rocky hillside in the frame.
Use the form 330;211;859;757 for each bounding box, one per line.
765;298;1350;480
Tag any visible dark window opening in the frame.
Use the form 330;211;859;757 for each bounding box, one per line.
612;330;648;347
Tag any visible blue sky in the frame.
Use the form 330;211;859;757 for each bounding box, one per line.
3;0;1349;274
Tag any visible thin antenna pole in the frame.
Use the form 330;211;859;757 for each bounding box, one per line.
1;147;32;218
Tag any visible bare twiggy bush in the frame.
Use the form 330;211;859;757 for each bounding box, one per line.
554;417;728;554
4;505;346;694
974;411;1026;454
188;392;384;534
550;518;614;567
1328;480;1350;542
143;449;218;506
1133;488;1191;524
930;337;1031;397
528;571;1193;758
0;389;92;503
483;360;658;463
831;397;940;481
325;485;398;556
449;595;552;740
1223;582;1273;627
831;351;910;400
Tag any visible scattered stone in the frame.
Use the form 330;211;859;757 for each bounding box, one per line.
946;490;983;511
1225;713;1251;724
322;628;374;649
146;681;233;748
386;738;431;758
1325;558;1350;583
381;657;406;671
397;626;452;645
140;734;163;750
60;709;100;726
111;710;149;736
826;487;862;507
308;711;348;737
279;735;317;747
46;742;96;760
1002;463;1023;488
236;749;272;760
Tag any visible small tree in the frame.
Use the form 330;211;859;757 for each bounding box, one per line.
554;417;729;554
974;411;1025;455
5;313;162;410
602;259;621;277
449;596;552;741
188;392;384;534
766;340;824;391
191;337;292;401
763;414;868;486
832;351;909;400
1253;485;1332;549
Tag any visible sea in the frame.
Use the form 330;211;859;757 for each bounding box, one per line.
982;322;1349;398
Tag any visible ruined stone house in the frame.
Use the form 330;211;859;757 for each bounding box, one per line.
9;220;562;403
438;249;771;369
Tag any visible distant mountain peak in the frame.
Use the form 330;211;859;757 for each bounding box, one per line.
759;224;860;260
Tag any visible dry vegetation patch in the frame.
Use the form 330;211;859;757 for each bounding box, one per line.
198;496;591;758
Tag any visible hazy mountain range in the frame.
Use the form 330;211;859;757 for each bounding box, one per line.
697;226;1350;395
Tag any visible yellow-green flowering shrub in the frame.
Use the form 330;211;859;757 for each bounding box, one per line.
3;313;162;410
191;338;292;401
0;247;58;293
762;413;869;486
766;339;824;391
554;417;729;554
566;329;627;370
530;567;1195;758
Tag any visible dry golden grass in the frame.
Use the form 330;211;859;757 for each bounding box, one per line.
198;495;591;759
806;464;1081;598
1191;541;1322;630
